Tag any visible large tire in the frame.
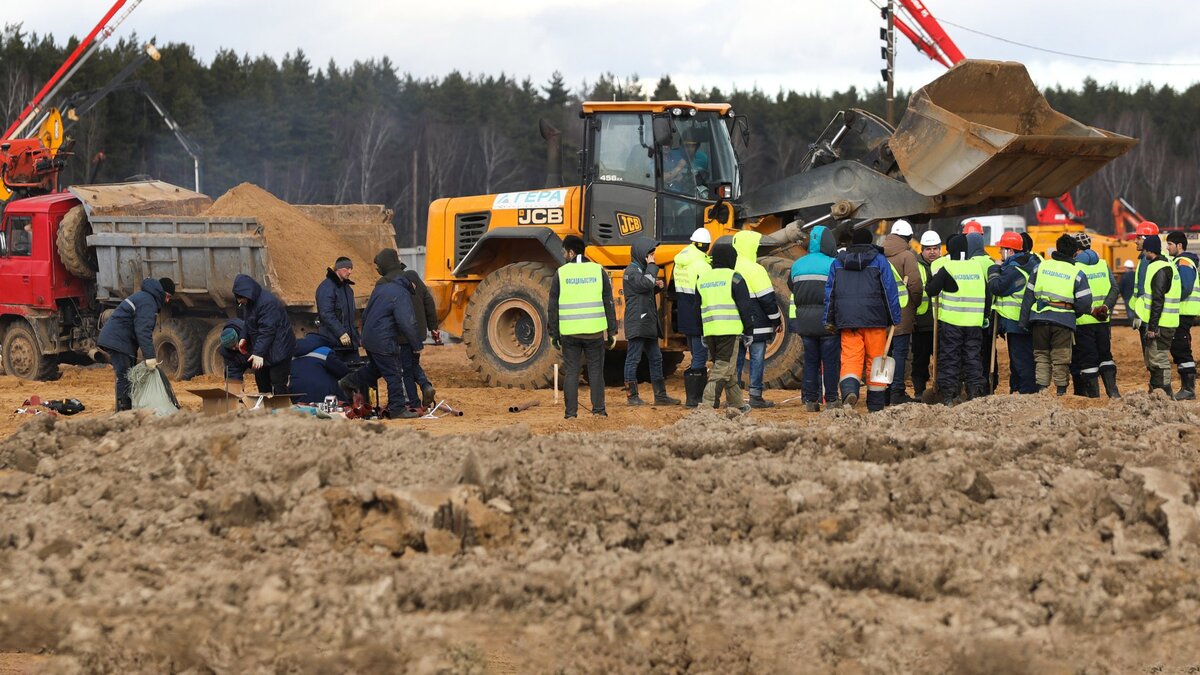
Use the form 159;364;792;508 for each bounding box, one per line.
200;322;226;376
462;262;557;389
2;320;60;381
760;256;805;390
153;319;205;381
56;205;97;280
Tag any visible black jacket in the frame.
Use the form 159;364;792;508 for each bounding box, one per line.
97;278;166;358
397;265;438;344
1145;256;1174;331
361;270;424;355
234;274;297;366
622;238;663;340
548;256;617;341
218;318;251;381
315;269;359;349
290;333;350;404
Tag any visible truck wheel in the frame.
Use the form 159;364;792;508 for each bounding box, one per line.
760;256;804;390
56;205;97;280
201;323;227;376
153;319;204;381
462;262;557;389
2;321;60;381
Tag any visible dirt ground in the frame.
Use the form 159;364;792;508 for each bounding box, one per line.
3;328;1200;672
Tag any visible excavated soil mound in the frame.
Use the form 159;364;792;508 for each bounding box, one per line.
204;184;373;305
2;394;1200;672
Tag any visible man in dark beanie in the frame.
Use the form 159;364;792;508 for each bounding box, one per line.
1165;231;1198;399
339;249;424;418
1019;235;1092;394
316;256;359;358
548;235;617;418
1130;234;1182;396
694;242;754;413
97;277;175;410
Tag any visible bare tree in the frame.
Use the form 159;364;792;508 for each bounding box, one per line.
356;107;397;204
478;125;522;193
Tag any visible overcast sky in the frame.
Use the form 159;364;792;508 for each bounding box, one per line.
11;1;1200;95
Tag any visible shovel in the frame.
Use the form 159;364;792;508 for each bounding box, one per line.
870;325;898;386
921;299;941;404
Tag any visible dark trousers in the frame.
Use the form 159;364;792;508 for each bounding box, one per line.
399;345;428;404
562;335;606;416
801;334;840;403
105;348;133;409
910;329;933;393
624;337;664;382
980;315;998;392
1072;323;1113;378
937;322;984;397
1171;315;1196;375
1006;332;1037;394
254;360;291;396
355;350;408;415
888;333;912;396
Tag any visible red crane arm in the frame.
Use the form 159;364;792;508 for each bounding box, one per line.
2;0;128;140
894;15;953;68
898;0;965;66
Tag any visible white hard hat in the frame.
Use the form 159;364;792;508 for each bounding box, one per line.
689;228;712;244
890;219;913;237
919;230;942;247
1123;259;1135;269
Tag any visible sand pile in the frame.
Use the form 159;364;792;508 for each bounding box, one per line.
2;394;1200;671
204;184;375;305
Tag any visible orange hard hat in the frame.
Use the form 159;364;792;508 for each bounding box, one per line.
997;232;1024;250
962;220;983;235
1136;221;1159;236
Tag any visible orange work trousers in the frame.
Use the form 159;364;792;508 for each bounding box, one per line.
840;327;890;390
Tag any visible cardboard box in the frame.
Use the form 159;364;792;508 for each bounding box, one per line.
187;388;242;416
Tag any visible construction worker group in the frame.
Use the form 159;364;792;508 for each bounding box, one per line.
549;219;1197;418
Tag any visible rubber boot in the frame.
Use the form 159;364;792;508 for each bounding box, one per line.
865;390;886;413
1084;375;1101;399
420;382;437;408
1175;373;1196;401
337;374;359;400
825;398;842;410
1153;369;1174;398
805;401;821;413
1100;369;1121;399
1071;373;1086;396
1056;385;1068;396
652;379;680;406
839;378;860;407
625;381;645;406
683;369;707;408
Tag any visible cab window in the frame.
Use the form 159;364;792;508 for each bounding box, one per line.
5;216;32;257
593;114;655;189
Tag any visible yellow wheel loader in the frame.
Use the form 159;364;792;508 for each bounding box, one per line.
424;60;1136;390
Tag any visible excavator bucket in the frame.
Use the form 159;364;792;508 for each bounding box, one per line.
68;180;213;217
890;60;1136;210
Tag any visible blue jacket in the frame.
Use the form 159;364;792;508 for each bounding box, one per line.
218;318;251;381
824;244;902;329
290;333;350;404
789;224;836;336
97;278;166;358
1174;251;1198;300
987;252;1038;335
1018;252;1093;331
233;274;296;366
361;271;424;355
315;268;359;349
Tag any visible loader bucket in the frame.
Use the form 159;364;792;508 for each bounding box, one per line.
890;60;1136;208
68;180;213;217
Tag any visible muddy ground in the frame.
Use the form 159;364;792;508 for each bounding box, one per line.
2;330;1200;673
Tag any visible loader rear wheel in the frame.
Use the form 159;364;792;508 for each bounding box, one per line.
153;319;204;382
2;321;59;381
463;262;557;389
56;205;97;280
760;256;804;390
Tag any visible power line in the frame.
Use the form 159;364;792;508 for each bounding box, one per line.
938;18;1200;67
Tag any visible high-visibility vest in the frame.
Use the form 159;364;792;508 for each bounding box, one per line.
1175;257;1200;317
672;244;711;296
1133;258;1182;328
937;259;986;327
915;260;930;316
890;262;909;310
993;266;1029;322
697;268;744;337
734;256;773;300
1075;259;1111;325
556;262;608;335
972;254;994;279
1031;259;1079;318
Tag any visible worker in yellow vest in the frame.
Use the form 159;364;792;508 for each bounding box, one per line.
1069;232;1120;398
925;234;988;405
1019;235;1093;395
1165;232;1198;400
695;243;755;413
910;230;941;397
548;235;617;419
1131;235;1182;396
673;228;713;407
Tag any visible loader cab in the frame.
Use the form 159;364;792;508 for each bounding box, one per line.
581;101;739;249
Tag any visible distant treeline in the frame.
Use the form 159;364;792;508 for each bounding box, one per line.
4;24;1200;242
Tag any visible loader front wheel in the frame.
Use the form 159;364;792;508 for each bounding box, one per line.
56;205;97;280
761;256;805;390
463;262;558;389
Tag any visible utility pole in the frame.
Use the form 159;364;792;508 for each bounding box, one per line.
881;0;896;125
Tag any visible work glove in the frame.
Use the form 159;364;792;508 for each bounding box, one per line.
551;336;561;351
1145;327;1159;340
1131;318;1143;331
741;335;753;348
606;335;616;350
824;324;836;334
339;333;351;347
249;355;264;370
431;329;443;345
1091;306;1109;321
145;358;157;370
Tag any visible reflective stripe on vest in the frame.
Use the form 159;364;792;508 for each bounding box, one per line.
890;262;909;310
1032;259;1079;316
993;267;1029;322
557;262;607;335
672;244;711;295
1175;257;1200;317
915;261;930;316
937;259;986;327
698;268;743;337
1133;258;1182;328
1076;259;1112;325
